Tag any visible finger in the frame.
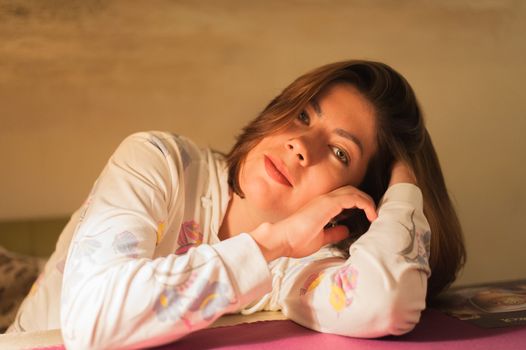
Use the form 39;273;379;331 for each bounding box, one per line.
323;225;349;245
337;194;377;222
354;198;378;222
330;185;375;204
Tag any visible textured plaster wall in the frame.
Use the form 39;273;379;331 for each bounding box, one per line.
0;0;525;285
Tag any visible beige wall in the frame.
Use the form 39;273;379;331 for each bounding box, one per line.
1;0;525;286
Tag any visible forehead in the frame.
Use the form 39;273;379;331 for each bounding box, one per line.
314;82;378;158
315;82;374;115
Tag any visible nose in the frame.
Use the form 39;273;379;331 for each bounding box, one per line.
286;137;310;165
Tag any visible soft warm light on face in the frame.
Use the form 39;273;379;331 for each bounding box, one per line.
237;83;377;223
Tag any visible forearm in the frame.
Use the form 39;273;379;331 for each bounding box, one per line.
279;183;431;337
249;223;288;262
61;234;272;349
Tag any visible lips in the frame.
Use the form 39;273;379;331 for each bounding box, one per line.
264;155;293;187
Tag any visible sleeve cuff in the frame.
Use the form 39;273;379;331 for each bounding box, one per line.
379;183;423;209
213;233;272;307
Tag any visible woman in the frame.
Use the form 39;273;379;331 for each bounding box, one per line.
8;60;466;349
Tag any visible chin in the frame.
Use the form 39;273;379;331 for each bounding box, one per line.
241;185;290;222
239;162;297;218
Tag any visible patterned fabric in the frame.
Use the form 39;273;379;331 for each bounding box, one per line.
0;246;44;333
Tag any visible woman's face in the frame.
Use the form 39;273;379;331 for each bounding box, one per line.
238;83;378;222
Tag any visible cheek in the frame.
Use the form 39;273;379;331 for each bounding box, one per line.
351;158;372;186
238;156;259;191
303;167;350;197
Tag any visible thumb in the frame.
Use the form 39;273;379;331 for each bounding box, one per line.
323;225;349;245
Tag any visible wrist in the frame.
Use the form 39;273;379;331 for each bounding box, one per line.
389;175;417;186
249;222;287;262
389;162;417;187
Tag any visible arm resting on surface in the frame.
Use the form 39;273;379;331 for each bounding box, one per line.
278;184;431;337
60;133;272;349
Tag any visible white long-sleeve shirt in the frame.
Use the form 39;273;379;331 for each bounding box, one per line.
8;131;431;349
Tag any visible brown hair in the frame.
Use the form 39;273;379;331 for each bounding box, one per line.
226;60;466;303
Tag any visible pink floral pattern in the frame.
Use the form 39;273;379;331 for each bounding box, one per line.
175;220;203;255
299;271;325;296
329;265;358;312
56;259;66;274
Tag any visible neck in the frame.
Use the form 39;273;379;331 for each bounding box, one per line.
218;192;262;241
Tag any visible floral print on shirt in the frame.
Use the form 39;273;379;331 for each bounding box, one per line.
175;220;203;255
56;259;66;274
154;279;234;327
299;271;325;296
189;280;234;321
171;134;191;169
154;288;191;328
77;238;101;259
398;210;431;271
156;221;165;246
299;265;359;312
113;231;140;258
415;230;431;267
329;265;358;312
29;273;44;296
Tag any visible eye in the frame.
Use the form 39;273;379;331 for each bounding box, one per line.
297;110;310;125
330;146;349;165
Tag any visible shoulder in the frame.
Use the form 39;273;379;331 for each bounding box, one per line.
113;131;211;169
118;131;201;156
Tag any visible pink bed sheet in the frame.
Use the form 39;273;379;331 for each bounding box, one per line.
34;309;526;350
158;309;526;350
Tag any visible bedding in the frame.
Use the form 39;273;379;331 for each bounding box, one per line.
0;309;525;350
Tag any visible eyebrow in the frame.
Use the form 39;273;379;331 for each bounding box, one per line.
311;100;364;156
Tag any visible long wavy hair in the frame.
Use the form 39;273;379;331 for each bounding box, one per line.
226;60;466;302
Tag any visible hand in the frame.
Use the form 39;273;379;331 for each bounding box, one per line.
249;186;378;262
389;160;417;187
